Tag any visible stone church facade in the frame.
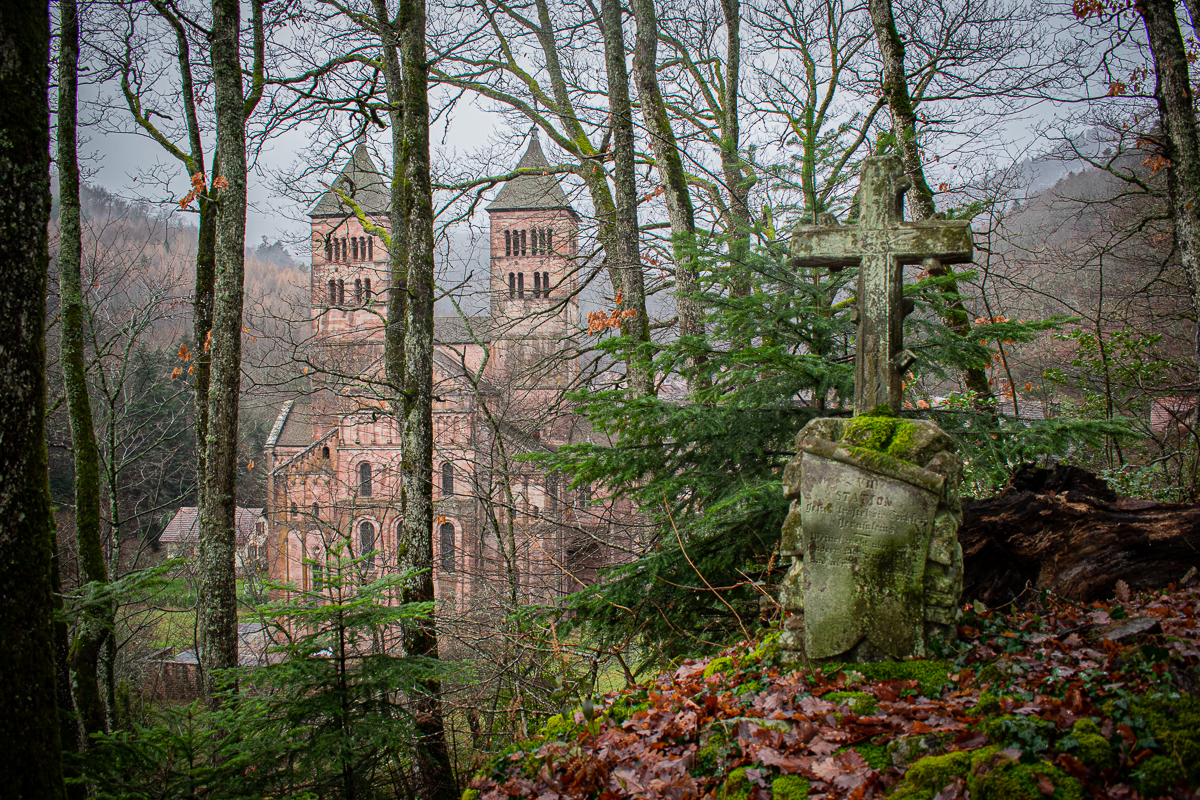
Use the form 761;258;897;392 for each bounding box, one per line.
264;136;632;612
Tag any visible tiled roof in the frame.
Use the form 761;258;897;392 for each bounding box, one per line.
159;507;264;545
486;134;573;213
434;315;492;344
275;400;318;447
309;142;391;217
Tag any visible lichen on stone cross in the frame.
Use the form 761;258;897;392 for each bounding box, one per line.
789;156;974;414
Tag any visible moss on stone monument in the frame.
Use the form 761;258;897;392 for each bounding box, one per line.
839;406;926;469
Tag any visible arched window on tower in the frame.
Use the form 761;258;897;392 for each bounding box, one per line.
542;272;550;297
508;272;516;298
439;522;455;573
364;278;371;300
351;237;358;261
355;278;363;304
547;473;559;516
360;237;367;260
341;238;348;261
367;236;373;260
325;236;332;261
332;237;339;261
311;502;319;520
328;279;337;305
517;272;524;298
505;230;512;257
442;461;454;497
520;229;527;255
321;445;330;460
358;462;372;496
533;272;541;298
531;229;539;256
338;279;345;305
360;520;376;568
546;229;553;253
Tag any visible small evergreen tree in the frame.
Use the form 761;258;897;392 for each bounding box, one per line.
80;541;437;799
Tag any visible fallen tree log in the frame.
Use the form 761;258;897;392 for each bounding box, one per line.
959;464;1200;607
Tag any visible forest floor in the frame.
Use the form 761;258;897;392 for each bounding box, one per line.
465;582;1200;800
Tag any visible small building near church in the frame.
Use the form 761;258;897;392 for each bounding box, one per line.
158;506;268;578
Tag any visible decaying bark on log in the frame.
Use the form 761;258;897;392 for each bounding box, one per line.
960;465;1200;607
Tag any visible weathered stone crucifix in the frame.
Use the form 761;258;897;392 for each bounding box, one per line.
790;155;974;414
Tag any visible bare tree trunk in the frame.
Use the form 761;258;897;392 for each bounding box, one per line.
1139;0;1200;412
867;0;992;406
630;0;704;345
393;0;457;794
198;0;248;702
600;0;654;396
0;1;66;794
57;0;111;739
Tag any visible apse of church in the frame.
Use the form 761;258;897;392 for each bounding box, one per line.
264;135;615;612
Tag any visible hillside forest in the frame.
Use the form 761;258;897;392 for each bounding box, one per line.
3;0;1200;798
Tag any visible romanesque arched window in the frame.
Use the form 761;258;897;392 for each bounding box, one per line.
355;278;363;304
546;229;553;253
439;522;455;573
338;279;345;305
364;277;371;300
367;236;373;260
325;236;332;261
341;238;348;261
321;445;330;460
520;229;527;255
531;229;540;256
533;271;541;298
311;502;319;520
442;461;454;497
508;272;515;298
360;520;376;568
351;237;358;261
505;230;512;257
542;272;550;297
328;279;337;305
517;272;524;298
358;462;372;497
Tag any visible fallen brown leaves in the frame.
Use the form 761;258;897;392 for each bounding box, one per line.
468;585;1200;800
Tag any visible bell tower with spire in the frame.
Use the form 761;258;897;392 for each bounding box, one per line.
485;132;579;387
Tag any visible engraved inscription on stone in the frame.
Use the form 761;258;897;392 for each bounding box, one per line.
800;451;938;660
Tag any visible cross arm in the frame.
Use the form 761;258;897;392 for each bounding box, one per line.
788;224;862;270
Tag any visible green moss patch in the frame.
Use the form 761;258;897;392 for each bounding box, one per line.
892;747;1083;800
826;691;878;716
772;774;810;799
826;660;951;697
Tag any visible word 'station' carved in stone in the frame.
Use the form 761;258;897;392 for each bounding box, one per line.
789;155;974;415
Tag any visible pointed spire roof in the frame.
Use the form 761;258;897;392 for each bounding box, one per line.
308;142;390;217
486;133;573;213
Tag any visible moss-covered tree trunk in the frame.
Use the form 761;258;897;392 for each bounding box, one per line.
600;0;654;396
0;1;67;795
387;0;457;794
1138;0;1200;416
57;0;112;739
866;0;992;406
630;0;704;346
198;0;247;702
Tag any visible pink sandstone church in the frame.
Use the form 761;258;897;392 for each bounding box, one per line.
263;135;636;611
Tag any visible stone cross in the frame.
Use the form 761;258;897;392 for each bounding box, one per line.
790;156;974;414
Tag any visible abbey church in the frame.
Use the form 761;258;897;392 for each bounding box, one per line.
263;136;633;610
